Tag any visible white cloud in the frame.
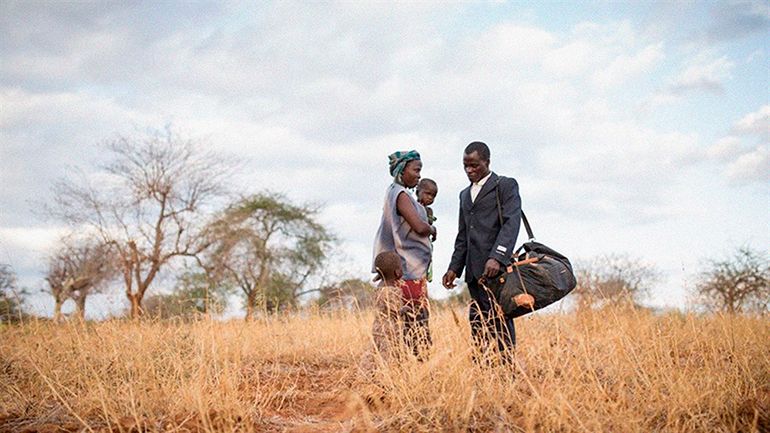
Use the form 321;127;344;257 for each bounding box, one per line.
471;23;557;66
746;49;765;63
643;53;736;108
704;0;770;42
592;43;664;89
0;87;150;227
724;145;770;183
643;92;682;109
750;0;770;19
707;136;744;160
1;11;698;226
733;104;770;138
542;40;595;77
0;226;65;252
0;226;68;280
0;87;142;129
708;106;770;184
670;55;734;93
572;20;637;46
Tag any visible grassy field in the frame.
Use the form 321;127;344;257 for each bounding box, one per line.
1;307;768;432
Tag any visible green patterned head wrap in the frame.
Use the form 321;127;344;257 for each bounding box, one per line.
388;150;421;184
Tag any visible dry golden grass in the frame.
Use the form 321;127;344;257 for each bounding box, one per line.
1;307;768;432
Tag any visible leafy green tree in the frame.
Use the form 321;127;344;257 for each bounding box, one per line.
0;263;26;323
693;247;769;314
316;278;375;310
143;271;230;320
203;192;335;319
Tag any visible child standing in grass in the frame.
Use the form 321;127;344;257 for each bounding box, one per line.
370;250;408;361
360;251;409;406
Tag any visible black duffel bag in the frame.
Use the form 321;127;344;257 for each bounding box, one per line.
482;192;577;317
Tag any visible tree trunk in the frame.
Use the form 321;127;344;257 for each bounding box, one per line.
203;284;211;317
74;295;86;321
53;298;64;322
725;289;737;314
127;292;144;318
245;290;257;321
202;287;208;315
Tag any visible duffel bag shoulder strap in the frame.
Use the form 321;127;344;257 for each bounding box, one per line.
495;177;535;241
492;177;536;313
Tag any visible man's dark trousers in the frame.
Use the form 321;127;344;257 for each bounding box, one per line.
468;278;515;361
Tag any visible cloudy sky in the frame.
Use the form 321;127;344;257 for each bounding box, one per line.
1;1;768;318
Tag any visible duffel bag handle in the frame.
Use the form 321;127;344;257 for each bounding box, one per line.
521;211;534;241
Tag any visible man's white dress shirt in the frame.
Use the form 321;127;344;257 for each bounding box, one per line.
470;172;492;203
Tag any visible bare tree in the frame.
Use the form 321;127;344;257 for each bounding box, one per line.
693;247;770;314
575;254;660;309
45;236;116;321
203;192;334;320
50;128;230;318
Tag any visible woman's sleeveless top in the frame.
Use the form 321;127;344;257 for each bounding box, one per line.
373;183;431;280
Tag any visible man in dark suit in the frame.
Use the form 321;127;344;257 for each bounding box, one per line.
442;141;529;362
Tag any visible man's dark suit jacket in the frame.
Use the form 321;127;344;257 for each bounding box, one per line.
448;172;522;283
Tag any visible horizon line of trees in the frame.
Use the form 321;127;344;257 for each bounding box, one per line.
3;243;767;322
1;127;768;322
3;243;768;323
